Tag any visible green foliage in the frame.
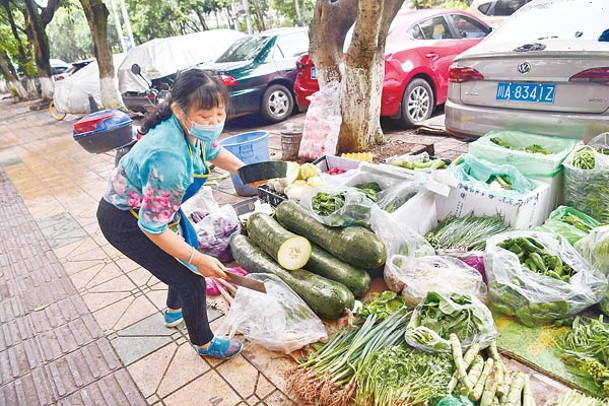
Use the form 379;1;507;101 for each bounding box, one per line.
270;0;316;26
411;0;470;9
0;2;36;77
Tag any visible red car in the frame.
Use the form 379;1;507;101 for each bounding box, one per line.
295;9;491;127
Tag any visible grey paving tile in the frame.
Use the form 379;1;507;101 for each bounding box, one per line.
110;335;173;366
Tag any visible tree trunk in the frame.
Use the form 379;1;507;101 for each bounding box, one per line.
1;0;30;72
338;0;403;152
196;9;209;30
23;0;54;99
0;51;28;99
309;0;358;87
294;0;303;26
252;0;265;31
80;0;125;110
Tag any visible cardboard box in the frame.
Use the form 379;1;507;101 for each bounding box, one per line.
428;172;551;230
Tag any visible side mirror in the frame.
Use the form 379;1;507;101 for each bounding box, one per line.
131;64;141;75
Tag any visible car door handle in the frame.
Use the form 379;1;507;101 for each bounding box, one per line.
426;53;439;60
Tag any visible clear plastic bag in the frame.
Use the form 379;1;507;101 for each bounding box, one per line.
575;225;609;275
385;255;487;307
372;205;435;281
298;81;341;160
537;206;600;245
564;133;609;223
449;154;535;196
182;186;219;219
337;164;427;213
405;291;497;353
306;185;375;227
485;231;607;326
191;204;241;263
217;273;327;354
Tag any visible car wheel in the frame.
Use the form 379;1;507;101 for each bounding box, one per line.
400;78;435;128
261;84;294;123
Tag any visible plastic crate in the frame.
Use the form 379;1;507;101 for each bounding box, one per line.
257;185;287;207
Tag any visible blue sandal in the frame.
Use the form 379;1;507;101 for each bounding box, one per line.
196;337;243;360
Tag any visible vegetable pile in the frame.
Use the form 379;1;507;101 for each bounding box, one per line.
497;237;576;282
425;213;510;253
391;156;448;171
554;389;609;406
405;292;497;352
354;290;405;321
265;162;325;201
538;206;600;245
311;191;346;217
556;315;609;396
490;136;553;155
564;145;609;224
289;307;457;406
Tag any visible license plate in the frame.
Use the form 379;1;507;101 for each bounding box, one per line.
496;82;555;103
310;67;317;80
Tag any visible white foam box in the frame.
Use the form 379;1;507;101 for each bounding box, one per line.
427;172;551;230
531;171;563;217
312;155;362;173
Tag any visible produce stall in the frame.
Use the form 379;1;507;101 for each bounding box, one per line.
185;131;609;406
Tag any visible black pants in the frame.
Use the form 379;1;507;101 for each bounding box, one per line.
96;198;213;345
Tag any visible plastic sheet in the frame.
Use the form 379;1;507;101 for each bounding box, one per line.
384;255;487;306
468;130;580;177
449;154;535;196
485;231;607;326
117;30;245;93
405;291;497;353
217;273;327;354
537;206;600;245
298;81;341;160
53;54;126;114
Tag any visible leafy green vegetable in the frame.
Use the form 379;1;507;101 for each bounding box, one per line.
425;213;510;252
354;182;382;203
311;191;345;217
573;146;597;170
355;290;405;320
356;345;454;406
490;136;553;155
406;292;496;352
556;316;609;396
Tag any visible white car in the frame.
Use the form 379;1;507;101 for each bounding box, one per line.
446;0;609;141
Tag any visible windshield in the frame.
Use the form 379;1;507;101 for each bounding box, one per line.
216;36;270;63
489;0;609;43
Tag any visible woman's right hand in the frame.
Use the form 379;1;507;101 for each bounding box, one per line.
193;253;228;279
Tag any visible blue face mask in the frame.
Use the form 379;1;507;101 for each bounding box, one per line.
181;109;225;143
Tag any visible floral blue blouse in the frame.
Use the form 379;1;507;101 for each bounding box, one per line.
103;113;222;234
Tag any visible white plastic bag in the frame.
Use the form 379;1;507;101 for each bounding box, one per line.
384;255;488;306
405;291;497;353
298;81;341;160
575;226;609;316
217;274;327;354
485;231;607;326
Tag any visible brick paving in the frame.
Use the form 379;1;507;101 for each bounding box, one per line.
0;167;145;405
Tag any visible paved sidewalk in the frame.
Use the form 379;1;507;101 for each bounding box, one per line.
0;97;567;405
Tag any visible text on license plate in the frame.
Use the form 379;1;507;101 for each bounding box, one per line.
496;82;555;103
311;67;317;80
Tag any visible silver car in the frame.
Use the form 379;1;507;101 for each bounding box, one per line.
446;0;609;141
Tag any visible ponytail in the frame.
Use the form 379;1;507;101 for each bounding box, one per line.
139;96;173;135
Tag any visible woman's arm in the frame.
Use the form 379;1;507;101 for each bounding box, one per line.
210;148;244;175
143;229;228;279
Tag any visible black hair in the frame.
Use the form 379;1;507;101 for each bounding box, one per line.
139;69;229;135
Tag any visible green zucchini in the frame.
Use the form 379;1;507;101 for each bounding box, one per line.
304;245;371;298
230;234;354;319
275;200;387;269
246;212;312;270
